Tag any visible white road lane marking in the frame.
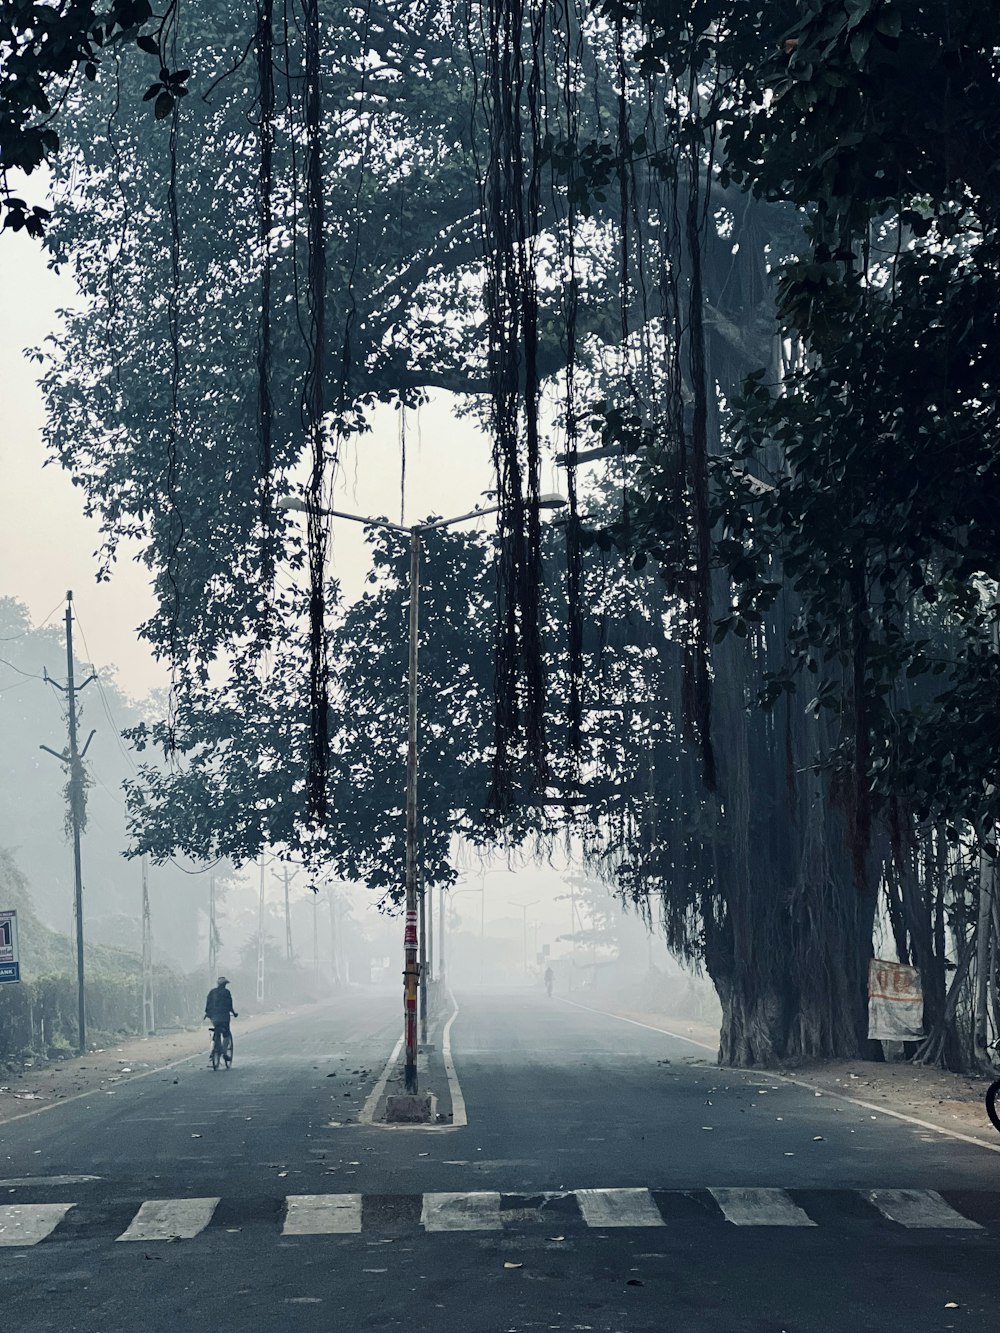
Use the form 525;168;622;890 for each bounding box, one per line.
576;1188;665;1228
558;998;716;1051
359;1032;404;1126
866;1189;982;1229
0;1203;74;1245
421;1191;501;1231
442;989;468;1128
283;1194;362;1235
116;1197;220;1241
709;1187;816;1227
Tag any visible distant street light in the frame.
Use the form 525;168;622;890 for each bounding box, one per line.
277;489;567;1098
509;899;539;977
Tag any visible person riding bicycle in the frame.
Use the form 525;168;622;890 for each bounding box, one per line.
205;976;238;1042
544;965;554;998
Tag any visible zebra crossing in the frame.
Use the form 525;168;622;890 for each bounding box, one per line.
0;1187;993;1247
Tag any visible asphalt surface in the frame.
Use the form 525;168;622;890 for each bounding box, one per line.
1;986;1000;1332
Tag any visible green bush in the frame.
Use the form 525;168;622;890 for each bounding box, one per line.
0;967;203;1066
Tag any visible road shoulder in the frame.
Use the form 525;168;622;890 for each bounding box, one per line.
578;996;1000;1148
0;1006;306;1126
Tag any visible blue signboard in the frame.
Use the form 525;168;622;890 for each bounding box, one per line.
0;911;20;985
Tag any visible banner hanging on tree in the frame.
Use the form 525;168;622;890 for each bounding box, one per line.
868;958;923;1040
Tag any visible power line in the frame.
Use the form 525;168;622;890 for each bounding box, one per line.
0;656;48;682
0;595;66;642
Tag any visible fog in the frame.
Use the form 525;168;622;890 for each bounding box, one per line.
0;205;713;1046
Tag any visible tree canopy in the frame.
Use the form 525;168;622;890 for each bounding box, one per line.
18;0;1000;1069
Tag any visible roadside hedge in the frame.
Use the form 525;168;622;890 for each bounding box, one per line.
0;966;204;1066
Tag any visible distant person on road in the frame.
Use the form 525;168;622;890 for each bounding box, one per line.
544;966;554;998
205;976;238;1036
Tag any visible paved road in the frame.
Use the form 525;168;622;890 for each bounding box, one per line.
1;986;999;1331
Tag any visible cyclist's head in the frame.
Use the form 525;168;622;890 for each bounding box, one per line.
217;976;229;987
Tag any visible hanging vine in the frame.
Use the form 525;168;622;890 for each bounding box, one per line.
477;0;548;810
302;0;329;830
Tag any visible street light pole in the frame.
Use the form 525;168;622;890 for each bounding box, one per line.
511;898;539;977
439;884;446;986
256;855;266;1004
403;528;421;1089
276;491;566;1099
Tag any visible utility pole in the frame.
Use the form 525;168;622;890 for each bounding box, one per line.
512;899;539;977
419;873;427;1044
438;884;446;986
208;875;218;983
312;889;319;983
256;856;266;1003
284;865;294;963
40;591;95;1056
569;878;577;991
333;890;344;986
141;855;154;1034
427;872;434;984
402;528;421;1092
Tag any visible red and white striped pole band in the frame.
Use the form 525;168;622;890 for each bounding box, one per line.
404;910;418;947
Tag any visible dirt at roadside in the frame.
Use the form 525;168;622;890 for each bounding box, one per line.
0;1007;302;1127
598;1003;1000;1147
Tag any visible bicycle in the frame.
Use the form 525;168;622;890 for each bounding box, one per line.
209;1022;234;1071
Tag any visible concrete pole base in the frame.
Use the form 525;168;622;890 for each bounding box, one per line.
385;1093;437;1123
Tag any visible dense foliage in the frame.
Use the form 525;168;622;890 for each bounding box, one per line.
20;0;1000;1068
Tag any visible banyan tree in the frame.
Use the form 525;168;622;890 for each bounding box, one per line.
30;0;1000;1068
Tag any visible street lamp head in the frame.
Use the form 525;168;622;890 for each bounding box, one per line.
275;495;308;513
537;493;568;511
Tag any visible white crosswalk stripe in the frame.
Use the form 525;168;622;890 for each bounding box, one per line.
575;1188;665;1228
709;1188;817;1227
421;1191;501;1231
283;1194;362;1235
4;1188;994;1243
0;1203;74;1246
866;1189;982;1230
117;1197;220;1242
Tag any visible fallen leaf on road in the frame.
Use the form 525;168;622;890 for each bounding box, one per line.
813;1136;824;1141
278;1171;288;1178
701;1126;713;1131
191;1134;201;1139
626;1279;644;1286
503;1261;523;1269
548;1236;565;1242
944;1303;959;1309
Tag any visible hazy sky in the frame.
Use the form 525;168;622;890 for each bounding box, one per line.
0;223;567;699
0;200;616;967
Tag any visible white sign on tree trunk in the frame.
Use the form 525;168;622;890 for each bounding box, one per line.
0;910;20;984
868;958;923;1040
